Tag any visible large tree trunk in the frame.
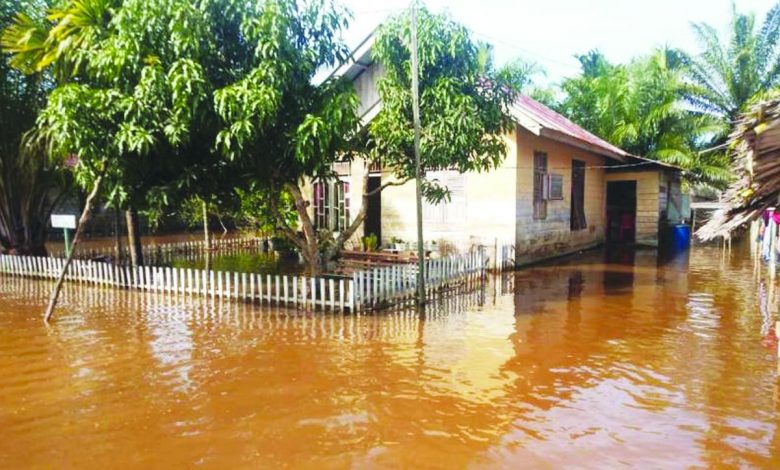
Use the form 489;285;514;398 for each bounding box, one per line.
277;168;397;276
125;208;143;267
43;175;103;323
282;182;322;275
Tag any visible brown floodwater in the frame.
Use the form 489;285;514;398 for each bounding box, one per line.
2;244;780;468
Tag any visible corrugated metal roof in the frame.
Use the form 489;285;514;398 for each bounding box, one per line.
510;95;632;161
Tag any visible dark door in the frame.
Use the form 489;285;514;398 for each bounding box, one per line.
365;176;382;244
606;180;637;243
571;160;587;230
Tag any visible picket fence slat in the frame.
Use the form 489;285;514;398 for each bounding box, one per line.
0;244;492;314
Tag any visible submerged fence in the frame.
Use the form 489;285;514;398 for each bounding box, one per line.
353;250;487;309
0;248;490;313
0;254;353;312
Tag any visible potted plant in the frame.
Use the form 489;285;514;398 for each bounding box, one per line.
390;237;405;251
362;233;378;252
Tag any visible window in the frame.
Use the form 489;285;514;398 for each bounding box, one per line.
571;159;587;230
533;152;548;219
332;161;351;176
547;174;564;200
313;179;350;232
423;170;466;224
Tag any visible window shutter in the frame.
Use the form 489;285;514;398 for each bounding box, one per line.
313;181;323;228
343;181;350;231
533;152;548;219
571;160;587;230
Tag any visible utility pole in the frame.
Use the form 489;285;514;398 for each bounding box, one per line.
411;5;426;309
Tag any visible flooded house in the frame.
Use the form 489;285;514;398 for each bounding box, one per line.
313;35;687;266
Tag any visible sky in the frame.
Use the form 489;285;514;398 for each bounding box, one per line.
338;0;778;85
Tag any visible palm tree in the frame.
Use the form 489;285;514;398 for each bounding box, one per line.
684;3;780;124
559;49;731;188
0;0;71;255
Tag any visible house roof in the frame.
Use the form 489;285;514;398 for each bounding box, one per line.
509;95;631;162
325;31;376;83
333;33;683;169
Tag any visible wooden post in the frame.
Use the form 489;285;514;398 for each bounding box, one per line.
411;4;425;309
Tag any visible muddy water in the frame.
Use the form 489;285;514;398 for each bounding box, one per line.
1;245;780;468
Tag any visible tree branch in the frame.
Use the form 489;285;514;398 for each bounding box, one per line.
366;177;413;196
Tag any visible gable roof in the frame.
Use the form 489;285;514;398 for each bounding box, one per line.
333;33;682;167
510;95;631;161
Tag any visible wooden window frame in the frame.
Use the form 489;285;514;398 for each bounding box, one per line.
546;173;564;200
312;179;351;232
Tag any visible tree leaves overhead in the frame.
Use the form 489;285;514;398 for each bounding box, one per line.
558;49;731;189
0;0;70;255
371;6;521;202
683;3;780;123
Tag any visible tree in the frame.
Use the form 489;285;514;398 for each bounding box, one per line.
210;0;361;275
369;7;520;203
0;0;69;256
3;0;223;320
684;3;780;126
558;49;731;188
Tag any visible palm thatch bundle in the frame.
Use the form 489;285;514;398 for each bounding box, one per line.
697;97;780;240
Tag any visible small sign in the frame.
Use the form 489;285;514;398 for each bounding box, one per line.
51;214;77;230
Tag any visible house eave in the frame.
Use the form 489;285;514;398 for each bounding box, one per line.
539;128;627;162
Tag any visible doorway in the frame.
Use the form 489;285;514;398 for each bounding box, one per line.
365;176;382;244
606;180;637;243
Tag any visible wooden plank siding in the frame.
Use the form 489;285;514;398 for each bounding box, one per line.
514;127;607;264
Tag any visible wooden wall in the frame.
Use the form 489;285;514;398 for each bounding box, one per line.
514;127;608;264
379;133;517;249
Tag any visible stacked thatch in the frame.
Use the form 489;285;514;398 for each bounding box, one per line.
697;98;780;240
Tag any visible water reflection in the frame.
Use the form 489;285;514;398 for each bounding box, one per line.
0;244;779;467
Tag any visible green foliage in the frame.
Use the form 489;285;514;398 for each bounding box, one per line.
683;3;780;123
3;0;220;218
211;0;359;184
0;0;69;255
370;6;522;203
362;233;378;252
558;49;730;188
234;187;296;236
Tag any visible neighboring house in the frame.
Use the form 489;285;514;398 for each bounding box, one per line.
311;35;686;266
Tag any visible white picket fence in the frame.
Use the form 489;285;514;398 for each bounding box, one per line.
1;249;489;313
495;241;515;271
352;250;487;309
0;254;353;312
49;236;264;263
